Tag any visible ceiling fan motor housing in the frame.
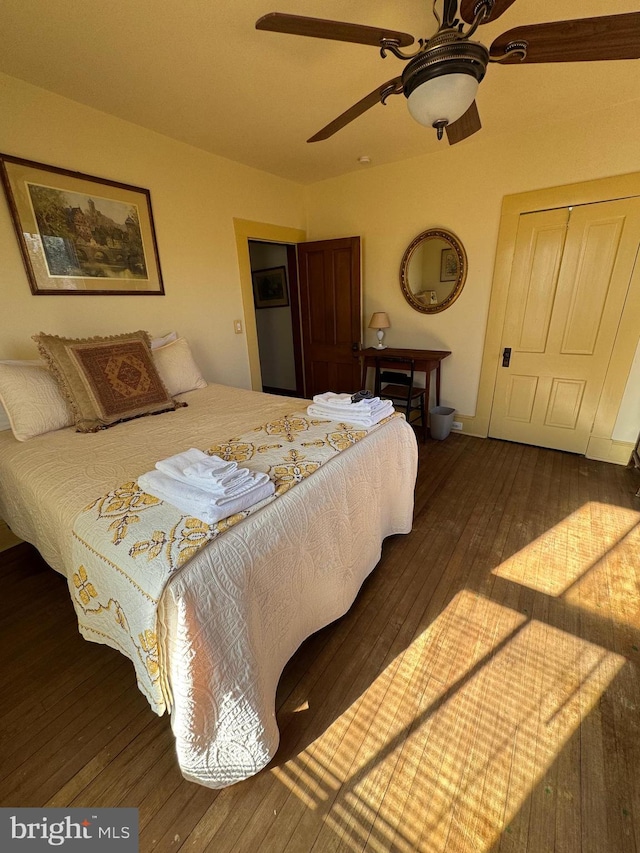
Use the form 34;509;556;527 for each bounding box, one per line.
402;37;489;128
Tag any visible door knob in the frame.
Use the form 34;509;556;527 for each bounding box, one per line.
502;347;512;367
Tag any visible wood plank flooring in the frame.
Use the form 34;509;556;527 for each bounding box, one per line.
1;435;639;852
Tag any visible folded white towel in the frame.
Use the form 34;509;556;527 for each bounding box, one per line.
307;400;394;427
183;457;242;480
312;392;382;412
208;469;270;498
138;470;275;525
309;403;389;421
309;399;392;417
182;459;268;495
157;448;239;487
313;392;354;405
312;401;381;415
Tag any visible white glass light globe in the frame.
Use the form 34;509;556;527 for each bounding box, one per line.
407;73;479;127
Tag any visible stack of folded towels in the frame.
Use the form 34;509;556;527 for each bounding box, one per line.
138;448;275;525
307;391;394;427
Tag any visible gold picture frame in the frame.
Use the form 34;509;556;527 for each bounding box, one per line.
0;153;164;295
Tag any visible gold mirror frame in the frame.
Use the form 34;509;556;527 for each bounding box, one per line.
400;228;467;314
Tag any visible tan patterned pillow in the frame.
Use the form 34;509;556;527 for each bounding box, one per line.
33;331;184;433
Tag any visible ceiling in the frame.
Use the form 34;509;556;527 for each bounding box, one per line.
1;0;639;184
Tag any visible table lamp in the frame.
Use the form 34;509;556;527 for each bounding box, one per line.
368;312;390;349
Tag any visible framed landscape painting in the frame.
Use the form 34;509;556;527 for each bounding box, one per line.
252;266;289;308
0;154;164;295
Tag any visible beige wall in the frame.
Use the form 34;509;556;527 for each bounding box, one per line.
1;72;639;447
0;73;306;389
304;100;640;441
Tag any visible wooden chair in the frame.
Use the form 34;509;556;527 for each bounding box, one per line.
374;356;427;442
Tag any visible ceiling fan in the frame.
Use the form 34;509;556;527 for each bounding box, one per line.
256;1;640;145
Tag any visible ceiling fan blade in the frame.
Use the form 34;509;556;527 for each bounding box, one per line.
445;101;481;145
256;13;414;48
491;13;640;63
459;0;518;26
307;77;403;143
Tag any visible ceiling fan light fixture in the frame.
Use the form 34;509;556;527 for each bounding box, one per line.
402;37;489;137
407;72;479;129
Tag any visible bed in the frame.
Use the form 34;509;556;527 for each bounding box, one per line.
0;381;418;788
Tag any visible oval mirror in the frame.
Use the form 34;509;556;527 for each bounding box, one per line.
400;228;467;314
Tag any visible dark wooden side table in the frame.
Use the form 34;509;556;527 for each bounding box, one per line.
360;347;451;407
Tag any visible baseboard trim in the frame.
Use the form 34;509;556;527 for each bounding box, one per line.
451;422;634;465
450;414;486;438
586;436;634;466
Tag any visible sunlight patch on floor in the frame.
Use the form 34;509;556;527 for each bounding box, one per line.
272;589;626;853
562;513;640;628
491;502;640;596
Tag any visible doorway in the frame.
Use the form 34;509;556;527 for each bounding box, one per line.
248;236;364;399
234;219;306;394
235;219;364;401
248;240;303;397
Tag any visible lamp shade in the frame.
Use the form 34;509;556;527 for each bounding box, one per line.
407;72;479;128
368;312;390;330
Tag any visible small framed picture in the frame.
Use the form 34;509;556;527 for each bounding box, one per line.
440;247;458;282
252;266;289;308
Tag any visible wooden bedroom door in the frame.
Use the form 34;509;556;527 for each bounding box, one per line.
297;236;362;398
489;197;640;453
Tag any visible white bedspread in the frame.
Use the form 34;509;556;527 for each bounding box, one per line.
0;384;418;787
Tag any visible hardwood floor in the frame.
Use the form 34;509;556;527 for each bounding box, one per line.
1;435;639;852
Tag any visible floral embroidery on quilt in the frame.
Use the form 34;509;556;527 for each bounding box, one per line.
205;441;254;462
72;565;97;606
86;481;161;545
71;572;161;693
326;426;369;452
70;409;403;713
262;414;309;442
139;629;160;679
271;449;321;495
255;442;284;454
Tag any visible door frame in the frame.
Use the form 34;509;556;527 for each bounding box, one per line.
233;218;306;392
474;171;640;464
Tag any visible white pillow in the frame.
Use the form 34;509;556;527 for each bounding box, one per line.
0;360;42;429
0;405;11;431
151;337;207;396
151;331;178;350
0;360;42;431
0;360;74;441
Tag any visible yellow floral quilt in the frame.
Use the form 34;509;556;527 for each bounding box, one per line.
70;410;401;712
